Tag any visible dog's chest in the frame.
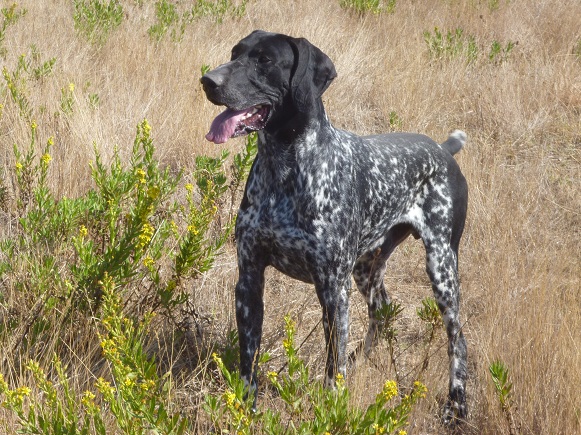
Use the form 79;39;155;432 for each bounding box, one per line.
237;155;357;280
238;162;322;238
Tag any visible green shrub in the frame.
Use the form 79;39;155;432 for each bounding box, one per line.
0;3;27;59
574;38;581;60
424;26;516;64
423;27;477;62
95;273;190;434
148;0;248;42
189;0;248;24
489;40;516;64
1;48;57;121
388;111;402;130
208;315;426;434
73;0;123;46
3;54;33;121
0;355;102;434
339;0;396;15
148;0;184;42
0;119;255;434
0;275;190;435
490;360;518;435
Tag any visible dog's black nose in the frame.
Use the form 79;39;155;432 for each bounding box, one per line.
200;71;224;93
200;75;217;91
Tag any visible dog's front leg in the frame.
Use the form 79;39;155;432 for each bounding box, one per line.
235;260;266;407
317;277;351;389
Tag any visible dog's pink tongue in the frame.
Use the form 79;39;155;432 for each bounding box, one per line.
205;108;249;144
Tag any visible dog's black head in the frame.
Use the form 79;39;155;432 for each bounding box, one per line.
201;30;336;144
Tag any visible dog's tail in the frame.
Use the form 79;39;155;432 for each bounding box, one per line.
440;130;467;155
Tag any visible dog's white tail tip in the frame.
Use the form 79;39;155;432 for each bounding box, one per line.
441;130;467;155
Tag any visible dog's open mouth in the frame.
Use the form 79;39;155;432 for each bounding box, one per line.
205;104;271;144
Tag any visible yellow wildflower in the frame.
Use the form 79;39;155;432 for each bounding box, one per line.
16;386;31;397
68;83;75;92
96;377;115;399
81;390;96;407
267;371;278;383
223;391;236;406
100;338;119;359
413;380;427;398
185;183;194;192
41;153;52;166
47;136;54;147
15;161;23;171
0;373;8;391
212;352;224;369
335;372;345;388
137;222;155;249
382;380;398;401
136;168;147;184
79;225;88;238
143;256;154;268
282;338;292;351
142;119;151;136
25;360;42;374
147;185;160;200
140;379;155;392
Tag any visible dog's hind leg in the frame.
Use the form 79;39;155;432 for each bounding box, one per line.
351;224;412;364
423;235;468;423
352;250;390;361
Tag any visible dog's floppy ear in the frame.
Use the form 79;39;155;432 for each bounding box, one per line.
287;37;337;112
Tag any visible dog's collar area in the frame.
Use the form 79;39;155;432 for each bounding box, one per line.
205;104;271;144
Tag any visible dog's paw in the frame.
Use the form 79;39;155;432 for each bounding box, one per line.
441;398;468;426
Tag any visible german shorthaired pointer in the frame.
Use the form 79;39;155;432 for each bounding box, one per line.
201;30;469;423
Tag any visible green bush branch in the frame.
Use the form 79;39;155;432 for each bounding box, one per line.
208;314;426;434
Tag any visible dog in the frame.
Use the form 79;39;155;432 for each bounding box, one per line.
201;30;469;423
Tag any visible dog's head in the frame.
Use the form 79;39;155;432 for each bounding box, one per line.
201;30;336;144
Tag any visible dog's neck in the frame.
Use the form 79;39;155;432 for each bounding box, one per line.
256;99;335;187
260;98;332;148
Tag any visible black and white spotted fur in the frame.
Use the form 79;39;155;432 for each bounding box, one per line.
201;30;469;423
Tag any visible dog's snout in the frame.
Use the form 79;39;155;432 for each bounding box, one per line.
200;70;226;94
200;74;218;91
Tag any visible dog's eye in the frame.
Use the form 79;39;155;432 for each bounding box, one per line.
257;54;271;64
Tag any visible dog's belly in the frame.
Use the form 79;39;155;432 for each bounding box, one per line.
267;218;319;283
269;246;314;283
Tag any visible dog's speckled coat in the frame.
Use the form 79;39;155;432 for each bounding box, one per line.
201;30;469;423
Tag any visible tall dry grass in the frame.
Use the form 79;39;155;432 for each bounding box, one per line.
0;0;579;433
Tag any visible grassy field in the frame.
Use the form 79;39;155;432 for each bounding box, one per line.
0;0;579;433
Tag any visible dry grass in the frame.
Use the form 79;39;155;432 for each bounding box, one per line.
1;0;580;433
